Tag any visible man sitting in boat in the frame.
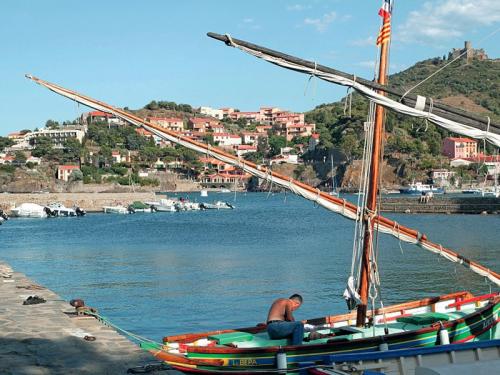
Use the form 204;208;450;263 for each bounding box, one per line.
266;294;304;345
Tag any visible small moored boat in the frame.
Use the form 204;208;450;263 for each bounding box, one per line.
45;202;85;217
200;201;234;210
399;182;444;195
10;203;48;218
103;205;131;214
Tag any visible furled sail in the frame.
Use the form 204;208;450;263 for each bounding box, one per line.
206;33;500;148
25;74;500;286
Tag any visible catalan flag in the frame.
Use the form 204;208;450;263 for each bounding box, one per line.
376;0;392;46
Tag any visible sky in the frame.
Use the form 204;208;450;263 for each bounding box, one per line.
1;0;499;135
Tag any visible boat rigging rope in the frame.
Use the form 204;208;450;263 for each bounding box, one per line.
84;311;164;347
400;25;500;101
216;34;500;148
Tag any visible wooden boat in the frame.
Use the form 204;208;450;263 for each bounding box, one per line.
139;292;499;373
25;2;500;373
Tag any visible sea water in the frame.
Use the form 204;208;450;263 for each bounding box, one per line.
1;193;498;341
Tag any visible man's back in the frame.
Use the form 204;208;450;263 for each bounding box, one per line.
267;298;292;322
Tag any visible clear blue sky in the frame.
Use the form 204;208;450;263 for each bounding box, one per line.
1;0;499;135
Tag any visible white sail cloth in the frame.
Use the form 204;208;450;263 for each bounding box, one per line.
223;38;500;148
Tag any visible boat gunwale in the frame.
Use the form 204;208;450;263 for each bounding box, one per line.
163;291;474;343
182;295;499;355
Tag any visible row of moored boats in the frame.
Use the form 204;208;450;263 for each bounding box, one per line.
103;198;234;214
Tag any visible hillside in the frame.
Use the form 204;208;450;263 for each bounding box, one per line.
305;53;500;186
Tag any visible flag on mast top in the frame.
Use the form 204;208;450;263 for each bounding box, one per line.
378;0;393;19
376;0;392;46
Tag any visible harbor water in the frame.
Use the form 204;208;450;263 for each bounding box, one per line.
1;192;498;341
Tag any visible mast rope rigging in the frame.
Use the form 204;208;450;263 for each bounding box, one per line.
25;74;500;287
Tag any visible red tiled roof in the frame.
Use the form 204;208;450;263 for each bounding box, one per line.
148;117;183;122
446;137;476;143
311;133;320;139
89;110;113;117
58;165;80;170
190;117;218;124
237;145;257;150
136;128;153;136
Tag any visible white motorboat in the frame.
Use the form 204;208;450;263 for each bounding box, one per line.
10;203;48;218
175;200;202;211
200;189;208;197
200;201;234;210
220;188;231;193
399;182;444;195
146;199;177;212
103;205;130;214
45;202;85;217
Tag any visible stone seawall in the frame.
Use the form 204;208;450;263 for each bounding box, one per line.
0;192;158;213
0;260;181;374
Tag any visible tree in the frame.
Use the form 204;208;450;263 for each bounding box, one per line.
268;135;287;156
31;136;53;157
69;169;83;182
14;151;27;163
339;133;360;161
45;119;60;129
63;137;83;161
0;137;14;151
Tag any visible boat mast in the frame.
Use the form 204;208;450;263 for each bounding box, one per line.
356;2;391;327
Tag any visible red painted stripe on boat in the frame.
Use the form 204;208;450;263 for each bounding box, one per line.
446;293;498;309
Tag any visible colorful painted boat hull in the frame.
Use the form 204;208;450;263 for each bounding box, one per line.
145;292;499;374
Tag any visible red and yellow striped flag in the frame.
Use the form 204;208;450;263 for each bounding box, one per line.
376;0;392;46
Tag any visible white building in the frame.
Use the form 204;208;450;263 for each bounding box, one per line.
200;106;224;120
431;169;456;187
26;126;86;148
213;133;242;147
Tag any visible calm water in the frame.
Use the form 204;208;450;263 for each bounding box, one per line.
1;193;498;341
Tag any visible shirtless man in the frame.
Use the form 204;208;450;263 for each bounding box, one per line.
266;294;304;345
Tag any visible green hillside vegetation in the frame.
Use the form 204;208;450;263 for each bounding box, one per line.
305;56;499;183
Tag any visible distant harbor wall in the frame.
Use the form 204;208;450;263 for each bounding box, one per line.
0;192;157;213
381;196;500;214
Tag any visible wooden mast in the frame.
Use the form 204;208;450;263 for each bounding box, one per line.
356;10;391;327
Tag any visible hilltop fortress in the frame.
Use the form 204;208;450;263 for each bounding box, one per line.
448;41;488;62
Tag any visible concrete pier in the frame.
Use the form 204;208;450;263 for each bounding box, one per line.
381;196;500;214
0;261;181;374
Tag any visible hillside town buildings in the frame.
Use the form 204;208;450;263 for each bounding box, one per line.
442;137;478;159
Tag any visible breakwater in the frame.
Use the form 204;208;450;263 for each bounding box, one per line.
0;192;157;213
381;196;500;214
0;260;181;374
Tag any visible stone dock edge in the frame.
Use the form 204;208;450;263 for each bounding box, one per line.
0;260;182;375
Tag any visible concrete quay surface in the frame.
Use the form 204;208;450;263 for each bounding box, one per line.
0;192;156;213
0;261;181;375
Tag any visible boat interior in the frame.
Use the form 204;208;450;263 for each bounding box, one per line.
163;292;498;352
